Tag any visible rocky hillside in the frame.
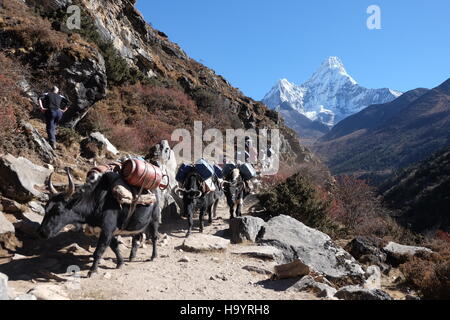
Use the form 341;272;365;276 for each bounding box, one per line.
0;0;315;167
379;144;450;234
313;78;450;182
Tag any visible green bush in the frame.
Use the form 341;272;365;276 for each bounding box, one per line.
258;173;337;234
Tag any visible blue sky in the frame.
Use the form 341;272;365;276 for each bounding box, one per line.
136;0;450;100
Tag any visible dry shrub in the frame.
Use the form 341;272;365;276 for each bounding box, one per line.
436;230;450;243
328;175;421;243
2;1;64;49
400;239;450;300
0;104;17;137
79;84;200;153
330;175;381;230
0;53;31;147
1;0;93;59
107;125;147;153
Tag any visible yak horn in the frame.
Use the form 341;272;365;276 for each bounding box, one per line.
65;167;75;197
191;190;202;198
174;187;185;196
47;172;58;195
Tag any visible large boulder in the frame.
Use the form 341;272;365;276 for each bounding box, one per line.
334;285;393;300
0;154;53;203
80;132;118;159
257;215;365;285
345;236;390;273
181;234;230;252
59;50;108;128
229;216;265;243
383;242;432;266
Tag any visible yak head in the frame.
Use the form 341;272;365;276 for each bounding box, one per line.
38;168;82;239
222;169;245;204
175;173;203;217
146;140;171;165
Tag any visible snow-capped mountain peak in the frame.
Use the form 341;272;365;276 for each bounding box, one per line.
262;57;402;133
308;56;357;86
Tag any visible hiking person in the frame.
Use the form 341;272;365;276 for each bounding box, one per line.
38;86;70;149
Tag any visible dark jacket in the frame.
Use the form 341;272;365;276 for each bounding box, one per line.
39;92;69;110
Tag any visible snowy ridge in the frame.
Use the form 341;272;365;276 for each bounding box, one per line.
262;57;402;128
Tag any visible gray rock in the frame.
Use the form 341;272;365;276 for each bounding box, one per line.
258;215;365;285
178;256;190;263
181;234;230;252
345;236;387;265
81;132;118;159
21;122;56;163
0;273;9;300
242;265;273;276
27;201;46;216
275;260;310;279
0;212;15;235
14;211;44;236
335;285;393;300
0;197;25;214
0;154;52;203
229;216;265;243
60;51;107;128
288;275;337;299
89;132;119;155
230;245;283;262
383;242;432;266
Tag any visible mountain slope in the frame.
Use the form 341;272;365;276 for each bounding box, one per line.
0;0;317;167
379;144;450;233
262;57;401;137
313;78;450;179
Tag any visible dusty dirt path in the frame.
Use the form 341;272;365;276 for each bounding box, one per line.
4;199;316;300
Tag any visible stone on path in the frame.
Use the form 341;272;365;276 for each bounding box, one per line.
181;233;230;252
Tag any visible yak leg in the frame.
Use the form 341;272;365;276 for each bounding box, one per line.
199;208;206;233
212;199;219;219
208;203;215;224
186;213;193;237
109;237;124;269
236;197;244;217
147;221;159;261
129;234;143;262
229;205;235;220
89;230;113;277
